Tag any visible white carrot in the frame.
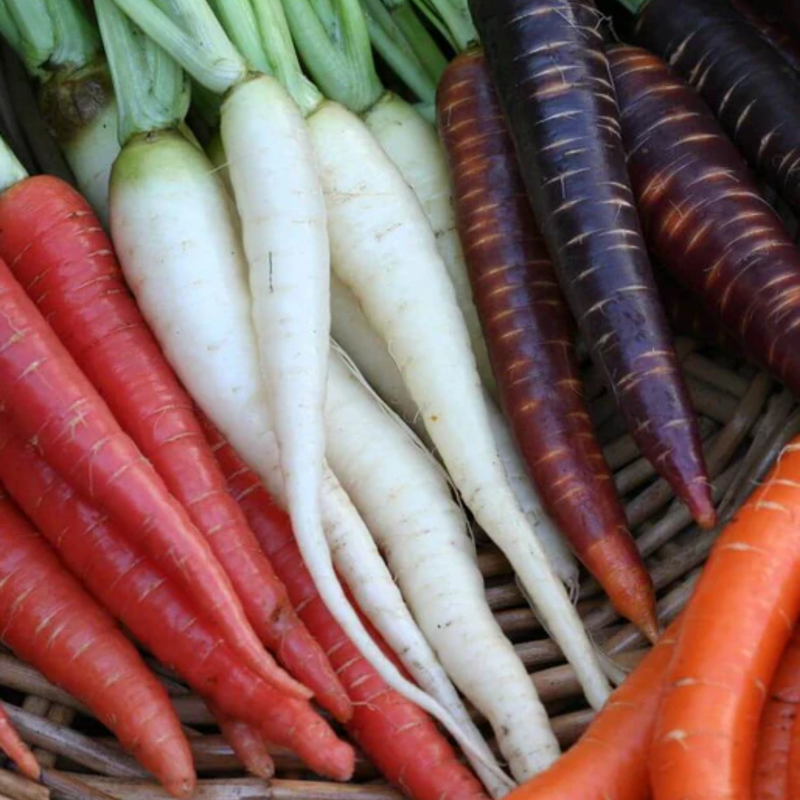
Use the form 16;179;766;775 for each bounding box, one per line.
282;0;495;390
105;0;513;775
330;274;424;433
221;76;330;590
328;274;579;589
308;103;611;709
326;348;555;786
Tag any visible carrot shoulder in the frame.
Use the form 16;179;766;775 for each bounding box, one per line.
608;46;800;399
649;439;800;800
505;619;679;800
204;421;488;800
0;492;194;797
469;0;713;528
752;626;800;800
0;174;350;716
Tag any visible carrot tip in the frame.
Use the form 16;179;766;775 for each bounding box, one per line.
166;776;196;799
683;483;717;530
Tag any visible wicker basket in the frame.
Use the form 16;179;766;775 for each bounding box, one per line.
0;335;788;800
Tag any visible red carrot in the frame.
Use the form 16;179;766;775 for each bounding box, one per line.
0;247;287;695
631;0;800;215
437;49;656;639
469;0;714;528
608;45;800;401
0;174;350;718
752;626;800;800
0;492;194;797
504;619;679;800
0;705;39;782
211;705;275;780
204;421;488;800
0;412;354;782
649;437;800;800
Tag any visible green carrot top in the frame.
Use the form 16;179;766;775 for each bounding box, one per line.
0;0;100;77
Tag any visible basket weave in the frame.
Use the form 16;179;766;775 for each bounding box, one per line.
0;337;788;800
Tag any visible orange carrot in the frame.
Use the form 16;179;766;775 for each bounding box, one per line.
650;439;800;800
753;626;800;800
503;619;678;800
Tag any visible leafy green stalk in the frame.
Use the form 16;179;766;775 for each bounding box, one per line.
108;0;247;94
246;0;322;114
207;0;269;74
0;0;99;76
281;0;384;114
613;0;646;12
96;0;190;144
359;0;443;103
45;0;101;69
0;134;28;193
375;0;447;82
409;0;476;52
1;0;53;75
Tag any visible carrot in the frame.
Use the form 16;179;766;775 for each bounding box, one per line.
648;438;800;800
504;618;679;800
608;46;800;400
0;705;39;782
0;173;349;720
653;269;744;358
437;49;656;639
470;0;714;528
0;238;285;695
631;0;800;215
210;706;275;780
204;420;489;800
0;411;355;782
752;626;800;800
729;0;800;73
0;491;194;797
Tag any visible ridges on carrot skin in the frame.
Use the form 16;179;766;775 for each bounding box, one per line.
212;707;275;780
608;46;800;407
0;491;195;798
503;619;679;800
0;252;285;695
648;437;800;800
752;626;800;800
728;0;800;73
0;174;354;718
469;0;714;531
437;49;657;641
633;0;800;215
204;422;489;800
0;412;354;782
